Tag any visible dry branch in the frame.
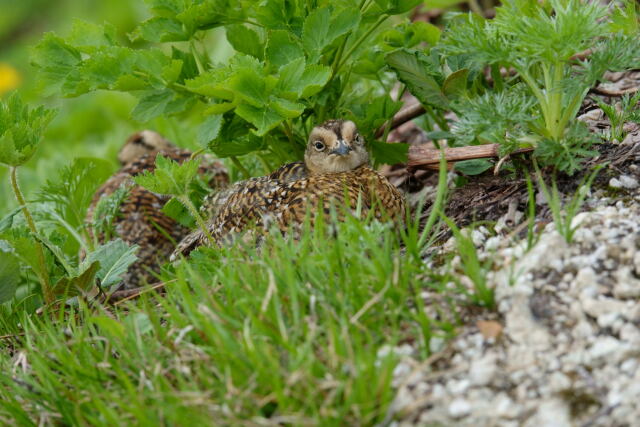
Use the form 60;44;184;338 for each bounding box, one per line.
407;144;534;170
375;103;426;138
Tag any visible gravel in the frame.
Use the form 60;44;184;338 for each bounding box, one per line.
385;188;640;426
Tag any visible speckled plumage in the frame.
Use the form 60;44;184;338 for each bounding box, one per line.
86;131;228;289
173;120;405;257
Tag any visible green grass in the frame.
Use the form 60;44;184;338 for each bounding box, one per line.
0;211;477;425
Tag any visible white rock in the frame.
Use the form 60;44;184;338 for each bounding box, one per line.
469;353;498;386
448;398;471;418
618;175;639;190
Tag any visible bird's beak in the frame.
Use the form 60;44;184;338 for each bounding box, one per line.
329;140;352;156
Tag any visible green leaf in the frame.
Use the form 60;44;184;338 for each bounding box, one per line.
185;69;235;99
442;69;469;99
52;261;100;297
276;58;331;98
231;68;270;107
38;157;114;230
67;20;117;52
271;97;305;119
369;140;409;166
226;25;264;60
385;49;449;110
266;30;304;68
235;103;285;136
302;7;361;62
133;155;201;196
375;0;423;14
0;94;56;167
131;17;188;42
85;239;138;289
0;247;20;303
454;159;493;175
198;114;223;146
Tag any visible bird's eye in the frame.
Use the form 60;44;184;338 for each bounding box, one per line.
314;141;325;151
354;134;363;144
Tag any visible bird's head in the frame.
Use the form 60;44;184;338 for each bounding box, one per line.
117;130;175;165
304;119;369;174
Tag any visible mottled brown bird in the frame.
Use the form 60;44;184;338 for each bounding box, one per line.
86;130;228;289
173;120;405;257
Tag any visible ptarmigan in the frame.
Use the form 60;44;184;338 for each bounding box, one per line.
173;120;405;257
86;130;228;289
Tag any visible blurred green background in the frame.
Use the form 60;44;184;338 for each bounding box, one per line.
0;0;236;216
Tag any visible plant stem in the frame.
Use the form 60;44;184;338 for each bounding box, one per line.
9;166;54;304
178;195;215;247
230;156;250;179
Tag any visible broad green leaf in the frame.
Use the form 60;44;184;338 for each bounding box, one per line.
454;159;493;175
85;239;138;289
235;103;284;136
442;69;469;99
31;33;82;94
231;69;269;107
67;20;117;52
185;69;235;99
302;7;361;62
0;248;20;303
266;30;304;68
276;58;330;98
386;49;449;110
52;261;100;297
198;114;223;146
226;25;264;60
271;97;305;119
131;17;188;42
208;135;263;157
369;140;409;166
131;90;174;122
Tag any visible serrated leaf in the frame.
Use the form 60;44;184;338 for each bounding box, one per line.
271;97;305;119
226;25;264;60
375;0;423;14
131;17;188;42
235;103;285;136
231;69;269;107
133;155;200;195
185;69;235;99
85;239;138;289
0;250;20;303
67;20;117;52
302;7;361;62
386;49;449;110
276;58;330;98
198;114;223;146
266;30;304;67
131;89;174;122
0;95;56;167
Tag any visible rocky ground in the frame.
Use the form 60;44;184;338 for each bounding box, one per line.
380;73;640;426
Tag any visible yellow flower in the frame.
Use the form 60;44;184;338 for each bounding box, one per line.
0;63;22;95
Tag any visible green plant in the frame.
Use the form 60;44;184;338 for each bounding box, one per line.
595;92;640;143
534;161;602;243
437;0;640;173
31;0;433;168
132;154;214;244
0;94;56;304
441;215;495;308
